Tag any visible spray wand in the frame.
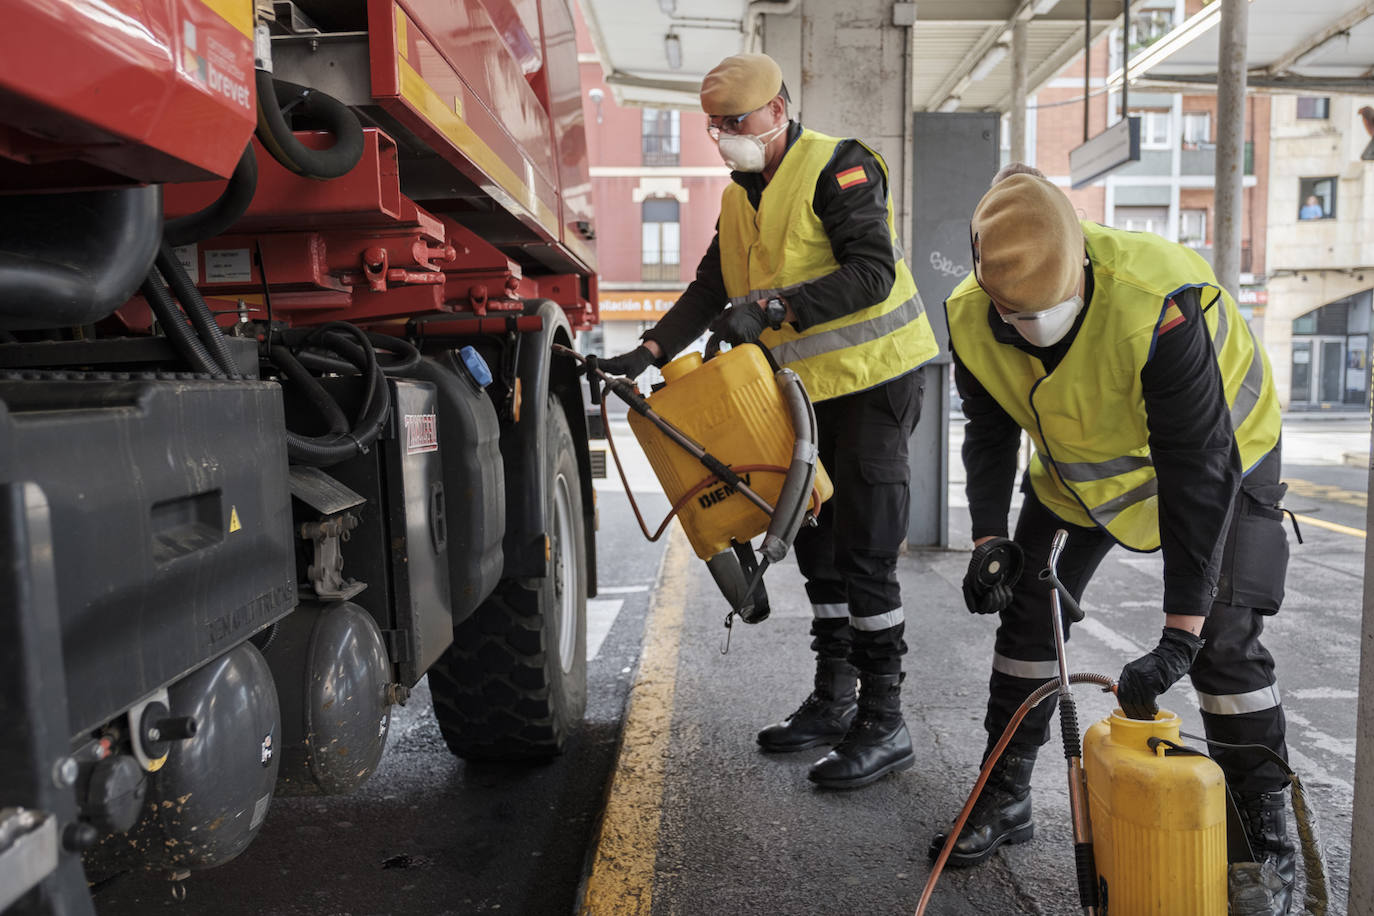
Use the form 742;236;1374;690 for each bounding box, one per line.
1044;529;1100;915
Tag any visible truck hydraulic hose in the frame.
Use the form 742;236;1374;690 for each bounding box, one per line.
918;672;1117;916
255;73;365;180
155;244;241;379
269;345;350;436
163;143;258;247
140;269;224;377
270;324;392;467
0;186;162;330
285;330;421;376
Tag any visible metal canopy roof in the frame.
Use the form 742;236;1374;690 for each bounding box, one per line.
1124;0;1374;94
578;0;1124;111
912;1;1123;111
578;0;751;109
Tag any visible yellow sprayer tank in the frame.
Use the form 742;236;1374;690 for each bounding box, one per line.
628;346;833;560
1083;709;1227;915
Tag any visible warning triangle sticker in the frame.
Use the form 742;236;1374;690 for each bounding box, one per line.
229;506;242;533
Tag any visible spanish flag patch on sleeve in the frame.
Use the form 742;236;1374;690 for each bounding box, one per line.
835;165;868;190
1159;299;1186;335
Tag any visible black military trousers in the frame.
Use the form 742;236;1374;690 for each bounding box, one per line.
792;366;925;677
982;447;1291;795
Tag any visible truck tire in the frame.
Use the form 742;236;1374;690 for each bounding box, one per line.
429;397;588;760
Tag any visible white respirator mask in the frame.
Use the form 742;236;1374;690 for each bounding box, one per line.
716;122;787;173
999;294;1085;348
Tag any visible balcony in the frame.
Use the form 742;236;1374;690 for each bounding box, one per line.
641;262;680;283
1180;141;1255;177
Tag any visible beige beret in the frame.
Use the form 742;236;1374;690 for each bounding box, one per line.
700;53;783;116
971;173;1084;312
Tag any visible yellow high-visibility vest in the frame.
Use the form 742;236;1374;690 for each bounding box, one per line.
718;128;939;402
946;222;1281;550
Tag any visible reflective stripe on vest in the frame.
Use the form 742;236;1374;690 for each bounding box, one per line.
945;222;1281;550
718;128;939;402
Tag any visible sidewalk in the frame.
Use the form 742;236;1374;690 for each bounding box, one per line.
588;417;1360;915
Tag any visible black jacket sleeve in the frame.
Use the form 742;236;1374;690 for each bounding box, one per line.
953;342;1022;540
1141;286;1242;616
640;230;729;362
785;141;897;330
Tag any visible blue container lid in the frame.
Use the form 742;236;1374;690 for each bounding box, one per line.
459;346;493;388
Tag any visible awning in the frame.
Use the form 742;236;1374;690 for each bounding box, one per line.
577;0;1125;112
1119;0;1374;94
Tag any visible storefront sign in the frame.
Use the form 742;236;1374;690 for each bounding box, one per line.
599;290;682;321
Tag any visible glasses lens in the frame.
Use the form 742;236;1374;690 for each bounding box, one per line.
707;110;752;137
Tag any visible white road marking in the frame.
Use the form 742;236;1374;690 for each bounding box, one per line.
598;585;651;594
587;598;624;660
1285;710;1357;761
1289;687;1360;700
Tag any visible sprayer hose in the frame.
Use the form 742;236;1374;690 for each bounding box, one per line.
916;672;1116;916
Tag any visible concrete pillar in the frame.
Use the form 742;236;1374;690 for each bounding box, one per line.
1355;440;1374;916
1010;19;1028;163
1213;0;1248;297
761;0;953;546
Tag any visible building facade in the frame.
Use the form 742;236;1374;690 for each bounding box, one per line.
1263;94;1374;411
576;8;731;379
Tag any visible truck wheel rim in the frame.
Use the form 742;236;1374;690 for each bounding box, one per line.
553;469;577;675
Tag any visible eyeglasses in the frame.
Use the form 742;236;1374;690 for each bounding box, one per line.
705;107;760;140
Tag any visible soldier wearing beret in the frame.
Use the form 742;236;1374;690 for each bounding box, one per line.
597;53;940;789
934;166;1296;915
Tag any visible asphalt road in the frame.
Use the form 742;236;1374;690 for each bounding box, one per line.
91;415;1369;916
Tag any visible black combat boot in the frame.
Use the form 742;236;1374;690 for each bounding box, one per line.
1230;790;1296;916
806;673;914;789
928;753;1037;867
757;657;858;752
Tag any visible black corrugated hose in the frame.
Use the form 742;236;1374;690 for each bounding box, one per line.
254;73;364;180
163;143;258;247
269;323;392;467
140;270;224;378
154;244;241;379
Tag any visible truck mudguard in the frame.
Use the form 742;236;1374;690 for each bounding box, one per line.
501;298;597;596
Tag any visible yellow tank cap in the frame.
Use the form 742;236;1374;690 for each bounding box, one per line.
1106;708;1182;751
661;351;703;384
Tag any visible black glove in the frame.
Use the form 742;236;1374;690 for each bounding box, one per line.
595;345;655;379
1117;626;1205;719
961;537;1023;615
709;304;768;345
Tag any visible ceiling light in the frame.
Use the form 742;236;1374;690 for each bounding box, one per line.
969;43;1010;82
937;96;961;112
664;32;682;70
1032;0;1059;15
658;0;676;15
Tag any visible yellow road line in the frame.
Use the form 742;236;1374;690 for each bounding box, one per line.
580;526;691;915
1292;513;1366;539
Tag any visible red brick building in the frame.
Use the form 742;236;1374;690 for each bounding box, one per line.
575;7;731;364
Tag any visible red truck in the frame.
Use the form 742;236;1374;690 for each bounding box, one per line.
0;0;599;909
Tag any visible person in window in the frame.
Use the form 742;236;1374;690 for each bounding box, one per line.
594;53;940;789
934;166;1297;916
1299;195;1324;220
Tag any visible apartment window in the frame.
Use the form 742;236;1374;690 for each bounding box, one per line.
1115;206;1169;236
1133;110;1171;148
1296;97;1331;119
641;198;680;282
1182;112;1211;148
1137;8;1173;45
1179;209;1207;248
642;109;680;166
1298;177;1337;220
